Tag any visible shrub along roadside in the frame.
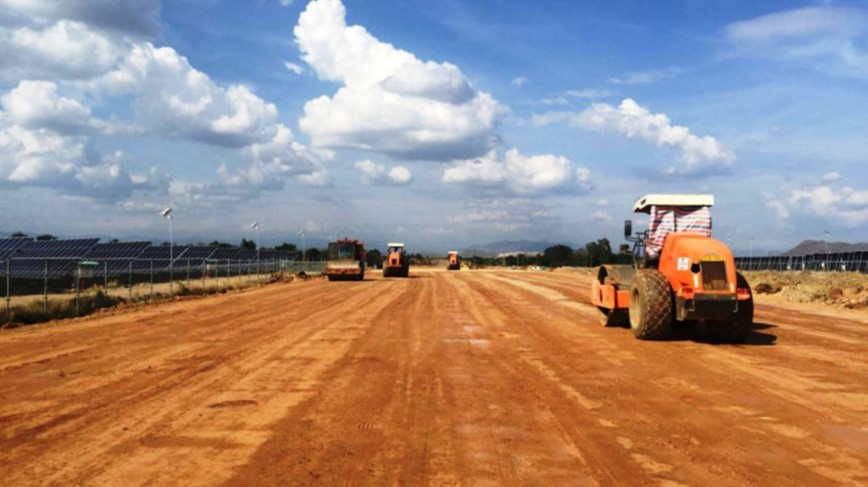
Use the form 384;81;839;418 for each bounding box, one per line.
6;291;123;326
1;273;306;328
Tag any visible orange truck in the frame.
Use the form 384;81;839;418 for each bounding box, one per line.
383;242;410;278
326;238;366;281
446;251;460;271
590;194;753;342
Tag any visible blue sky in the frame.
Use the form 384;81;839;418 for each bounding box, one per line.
0;0;866;253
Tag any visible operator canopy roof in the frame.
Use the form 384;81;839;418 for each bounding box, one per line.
387;243;405;248
633;194;714;213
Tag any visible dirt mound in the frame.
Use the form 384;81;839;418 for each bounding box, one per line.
746;271;868;309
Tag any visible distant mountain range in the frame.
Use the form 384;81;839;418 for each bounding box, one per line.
784;240;868;256
461;240;563;257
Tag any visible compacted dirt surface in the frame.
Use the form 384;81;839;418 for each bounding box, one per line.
0;269;866;486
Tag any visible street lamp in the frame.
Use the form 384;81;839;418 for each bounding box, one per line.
251;221;260;272
825;230;832;272
161;207;174;298
298;230;306;263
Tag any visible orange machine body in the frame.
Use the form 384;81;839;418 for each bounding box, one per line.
591;233;750;321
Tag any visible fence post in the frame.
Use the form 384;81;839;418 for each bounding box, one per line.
128;260;133;302
150;260;154;300
44;259;48;313
75;267;80;317
5;259;10;322
186;259;190;286
104;261;108;290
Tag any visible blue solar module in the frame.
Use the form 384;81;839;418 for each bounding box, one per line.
4;239;99;278
178;246;216;264
84;241;151;259
15;238;99;258
209;248;257;260
0;237;32;260
7;258;79;279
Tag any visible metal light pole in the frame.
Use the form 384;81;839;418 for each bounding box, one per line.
298;230;306;264
161;207;174;298
251;221;260;274
824;230;830;271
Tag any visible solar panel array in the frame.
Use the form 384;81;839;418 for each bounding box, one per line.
83;241;152;275
209;248;258;261
3;237;302;279
178;246;216;265
736;251;868;273
7;239;100;278
0;238;31;260
84;241;151;259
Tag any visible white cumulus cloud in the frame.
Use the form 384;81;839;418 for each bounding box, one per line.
0;126;164;200
767;182;868;227
294;0;502;160
442;148;592;195
535;99;734;176
1;80;104;134
354;159;412;185
0;20;124;82
0;4;325;204
91;43;279;147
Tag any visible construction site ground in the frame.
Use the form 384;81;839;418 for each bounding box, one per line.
0;268;865;486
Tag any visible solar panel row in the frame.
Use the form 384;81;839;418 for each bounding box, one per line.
2;238;300;279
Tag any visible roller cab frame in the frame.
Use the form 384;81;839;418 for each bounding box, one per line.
383;242;410;278
446;251;460;271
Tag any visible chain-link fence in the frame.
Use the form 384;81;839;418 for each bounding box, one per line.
735;252;868;273
2;257;326;322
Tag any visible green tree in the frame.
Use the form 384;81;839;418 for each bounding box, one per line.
540;244;575;268
11;231;28;238
305;248;322;261
275;242;298;251
36;234;57;241
240;238;256;250
366;248;383;268
209;240;234;248
585;238;614;266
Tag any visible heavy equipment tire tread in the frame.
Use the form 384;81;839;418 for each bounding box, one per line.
629;269;672;340
710;272;753;343
598;307;628;327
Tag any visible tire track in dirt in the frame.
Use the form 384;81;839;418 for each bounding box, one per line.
0;278;404;485
480;270;868;486
0;270;865;486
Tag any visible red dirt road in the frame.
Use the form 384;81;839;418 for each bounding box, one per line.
0;269;866;486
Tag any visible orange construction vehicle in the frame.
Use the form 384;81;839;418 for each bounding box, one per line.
446;251;460;271
383;242;410;278
590;194;753;342
326;238;366;281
